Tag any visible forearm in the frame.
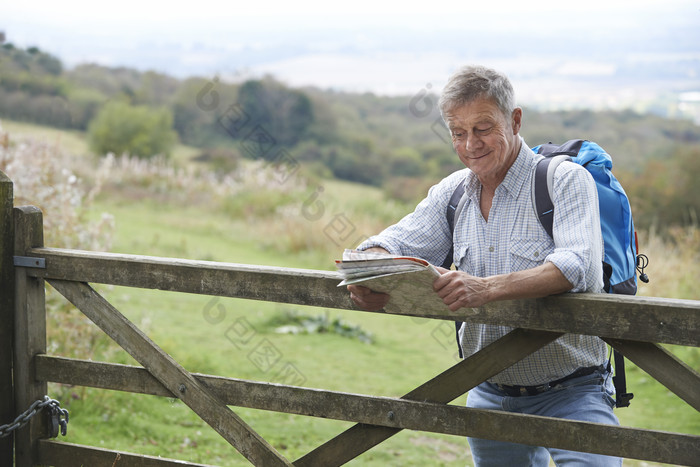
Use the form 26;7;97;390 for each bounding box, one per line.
484;261;573;302
434;262;573;311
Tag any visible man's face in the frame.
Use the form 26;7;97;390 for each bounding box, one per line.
445;98;522;185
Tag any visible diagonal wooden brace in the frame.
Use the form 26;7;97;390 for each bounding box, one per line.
295;327;563;466
603;337;700;411
49;279;291;467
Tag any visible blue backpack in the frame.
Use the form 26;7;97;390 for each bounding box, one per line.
444;139;649;407
531;139;648;294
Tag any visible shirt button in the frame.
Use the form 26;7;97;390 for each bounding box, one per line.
489;246;494;252
534;251;539;257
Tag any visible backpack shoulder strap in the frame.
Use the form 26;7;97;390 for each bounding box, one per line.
613;349;634;407
444;180;467;359
442;181;466;269
537;139;586;158
532;155;571;239
446;181;466;235
531;139;583;237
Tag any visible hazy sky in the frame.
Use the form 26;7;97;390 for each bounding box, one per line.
3;0;683;30
2;0;699;102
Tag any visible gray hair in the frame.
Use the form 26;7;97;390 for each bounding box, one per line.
438;65;516;118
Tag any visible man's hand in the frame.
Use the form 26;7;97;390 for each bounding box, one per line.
433;268;490;311
346;246;391;311
433;262;574;312
347;284;390;311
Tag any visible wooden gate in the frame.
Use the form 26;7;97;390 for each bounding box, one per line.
1;173;699;466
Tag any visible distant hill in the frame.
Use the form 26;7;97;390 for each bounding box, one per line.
2;42;700;229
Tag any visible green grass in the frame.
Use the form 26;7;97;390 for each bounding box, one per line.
617;346;700;435
60;193;470;466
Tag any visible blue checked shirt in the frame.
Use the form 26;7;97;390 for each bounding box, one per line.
359;139;606;385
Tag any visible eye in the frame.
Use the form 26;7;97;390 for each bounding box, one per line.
475;126;492;135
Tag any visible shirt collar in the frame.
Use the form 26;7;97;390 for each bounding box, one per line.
463;137;537;200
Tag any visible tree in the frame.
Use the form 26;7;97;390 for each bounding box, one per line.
238;78;315;150
170;77;240;148
385;146;424;177
88;101;177;158
622;145;700;230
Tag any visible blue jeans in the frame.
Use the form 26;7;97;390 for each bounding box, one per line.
466;369;622;466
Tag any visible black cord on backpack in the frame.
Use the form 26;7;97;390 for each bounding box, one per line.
636;254;649;283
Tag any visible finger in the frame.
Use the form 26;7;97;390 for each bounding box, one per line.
432;268;451;294
347;284;369;295
442;290;464;311
433;271;457;296
352;294;389;312
348;286;390;311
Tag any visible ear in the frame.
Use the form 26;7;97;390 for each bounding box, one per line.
511;107;523;134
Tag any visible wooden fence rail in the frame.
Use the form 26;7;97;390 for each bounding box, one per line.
22;246;700;346
2;180;699;466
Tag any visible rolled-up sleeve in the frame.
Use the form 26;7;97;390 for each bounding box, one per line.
358;169;467;267
545;163;604;293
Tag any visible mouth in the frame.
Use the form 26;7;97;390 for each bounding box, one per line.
468;150;491;160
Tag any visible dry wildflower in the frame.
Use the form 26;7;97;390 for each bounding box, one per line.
0;122;117;368
0;122;114;251
93;152;306;206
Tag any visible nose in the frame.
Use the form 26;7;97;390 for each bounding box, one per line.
465;132;483;152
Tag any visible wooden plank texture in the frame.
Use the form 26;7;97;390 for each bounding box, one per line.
13;206;47;467
296;328;563;467
0;171;14;466
26;247;700;346
33;356;700;466
31;247;354;309
49;279;292;467
38;439;215;466
604;338;700;411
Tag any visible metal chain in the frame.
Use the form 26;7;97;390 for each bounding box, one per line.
0;396;69;438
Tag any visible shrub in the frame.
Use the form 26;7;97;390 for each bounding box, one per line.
88;101;177;158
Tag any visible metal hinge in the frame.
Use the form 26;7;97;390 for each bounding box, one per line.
13;256;46;269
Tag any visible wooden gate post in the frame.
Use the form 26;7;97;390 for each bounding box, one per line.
0;171;15;467
13;205;48;467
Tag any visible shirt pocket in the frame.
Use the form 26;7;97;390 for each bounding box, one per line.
510;238;552;272
454;243;475;274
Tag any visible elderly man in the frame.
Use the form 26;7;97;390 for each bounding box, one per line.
348;65;621;466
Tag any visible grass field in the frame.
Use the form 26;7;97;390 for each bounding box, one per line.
3;119;698;466
56;194;471;466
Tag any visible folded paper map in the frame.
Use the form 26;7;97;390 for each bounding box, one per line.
335;249;453;315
